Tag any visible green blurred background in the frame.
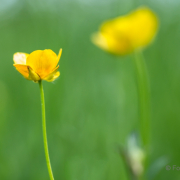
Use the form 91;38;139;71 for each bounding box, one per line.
0;0;180;179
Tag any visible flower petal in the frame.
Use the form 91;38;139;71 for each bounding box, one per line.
121;7;158;48
26;49;59;79
43;65;60;82
14;64;40;82
13;53;29;65
57;48;62;62
13;64;31;80
92;32;132;55
91;32;109;51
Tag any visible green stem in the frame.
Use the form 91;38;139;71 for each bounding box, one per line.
39;80;54;180
133;50;151;150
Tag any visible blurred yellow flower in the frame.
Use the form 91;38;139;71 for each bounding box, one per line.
13;49;62;82
92;7;158;55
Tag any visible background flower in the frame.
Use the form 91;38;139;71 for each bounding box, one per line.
92;7;158;55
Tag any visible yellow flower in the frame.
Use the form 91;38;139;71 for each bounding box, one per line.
13;49;62;82
92;7;158;55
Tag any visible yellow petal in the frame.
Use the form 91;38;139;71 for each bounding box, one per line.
26;49;59;79
91;32;109;51
13;53;29;65
120;7;158;48
43;65;60;82
14;64;40;81
13;64;31;80
99;16;133;55
57;48;62;62
92;32;132;55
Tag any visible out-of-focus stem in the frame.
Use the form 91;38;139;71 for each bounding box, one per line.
133;49;151;151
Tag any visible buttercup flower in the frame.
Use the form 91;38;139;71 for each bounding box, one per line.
92;7;158;55
13;49;62;82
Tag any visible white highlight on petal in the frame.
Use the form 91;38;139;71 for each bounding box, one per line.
13;53;28;65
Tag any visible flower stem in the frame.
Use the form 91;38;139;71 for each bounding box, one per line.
39;80;54;180
133;49;151;150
